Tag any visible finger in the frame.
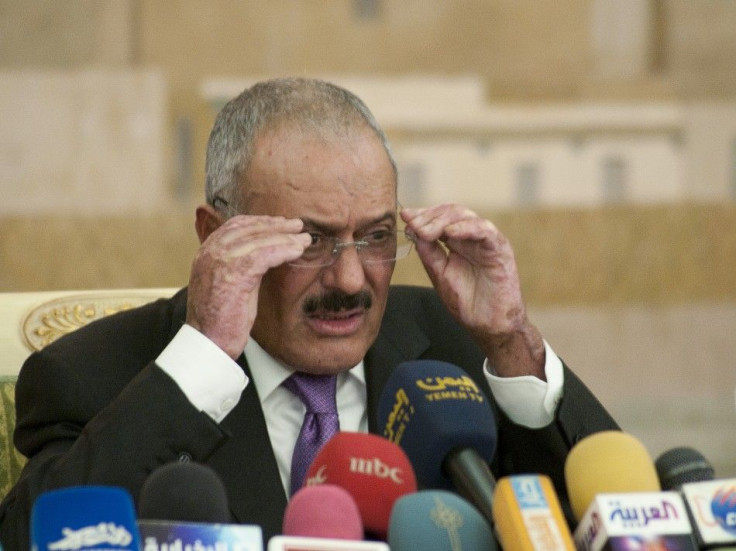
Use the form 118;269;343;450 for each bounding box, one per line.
413;238;449;289
402;204;477;242
215;215;304;245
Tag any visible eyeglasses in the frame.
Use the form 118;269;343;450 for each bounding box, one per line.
211;194;415;268
291;229;415;268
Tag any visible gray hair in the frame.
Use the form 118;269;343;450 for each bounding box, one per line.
205;77;397;213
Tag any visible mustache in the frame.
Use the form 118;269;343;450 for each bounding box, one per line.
303;290;372;315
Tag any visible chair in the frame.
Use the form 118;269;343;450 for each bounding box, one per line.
0;288;178;499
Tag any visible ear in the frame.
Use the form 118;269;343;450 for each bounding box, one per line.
195;204;225;244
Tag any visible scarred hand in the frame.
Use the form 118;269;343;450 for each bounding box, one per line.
401;204;545;379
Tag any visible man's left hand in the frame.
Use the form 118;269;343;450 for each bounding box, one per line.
401;204;545;379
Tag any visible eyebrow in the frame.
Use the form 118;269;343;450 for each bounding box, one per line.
300;211;396;234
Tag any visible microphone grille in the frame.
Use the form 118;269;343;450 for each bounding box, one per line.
138;461;231;523
655;446;715;490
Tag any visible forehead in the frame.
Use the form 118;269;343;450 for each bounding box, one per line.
243;126;397;222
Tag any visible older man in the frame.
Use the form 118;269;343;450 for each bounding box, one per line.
0;78;617;549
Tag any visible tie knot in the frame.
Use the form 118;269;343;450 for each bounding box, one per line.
283;372;338;414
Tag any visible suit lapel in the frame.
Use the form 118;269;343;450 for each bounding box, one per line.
365;299;430;433
206;354;287;536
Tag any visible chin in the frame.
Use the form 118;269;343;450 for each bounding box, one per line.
288;339;370;375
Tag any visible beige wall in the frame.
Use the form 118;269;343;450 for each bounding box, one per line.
2;1;736;475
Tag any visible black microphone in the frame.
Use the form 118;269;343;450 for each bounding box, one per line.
656;446;716;491
376;360;497;528
656;447;736;549
137;461;263;549
138;460;231;522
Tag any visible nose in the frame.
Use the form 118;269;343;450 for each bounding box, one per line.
319;243;367;295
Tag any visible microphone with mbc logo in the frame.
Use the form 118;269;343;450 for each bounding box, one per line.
303;431;417;539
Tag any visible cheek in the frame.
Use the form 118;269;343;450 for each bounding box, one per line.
366;262;394;292
259;266;320;320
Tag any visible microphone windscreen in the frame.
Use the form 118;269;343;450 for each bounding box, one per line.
283;484;363;540
388;490;497;551
564;431;660;521
376;360;497;489
655;446;715;490
31;485;140;551
138;461;230;523
304;431;416;539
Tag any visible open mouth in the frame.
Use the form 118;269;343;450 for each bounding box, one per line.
306;308;365;335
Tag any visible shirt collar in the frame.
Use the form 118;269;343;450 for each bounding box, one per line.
244;337;366;401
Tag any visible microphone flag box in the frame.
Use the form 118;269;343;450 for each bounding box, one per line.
573;492;697;551
30;486;141;551
138;520;262;551
681;479;736;548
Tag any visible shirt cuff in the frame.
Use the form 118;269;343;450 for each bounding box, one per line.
156;324;248;423
483;340;564;429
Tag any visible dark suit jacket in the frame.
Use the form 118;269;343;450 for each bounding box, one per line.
0;285;618;550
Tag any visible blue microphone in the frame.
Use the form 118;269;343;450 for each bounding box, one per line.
377;360;497;526
388;490;497;550
31;485;140;551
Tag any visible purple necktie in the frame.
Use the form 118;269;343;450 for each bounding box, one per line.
282;372;340;495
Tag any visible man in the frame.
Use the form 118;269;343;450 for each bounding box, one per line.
0;78;617;549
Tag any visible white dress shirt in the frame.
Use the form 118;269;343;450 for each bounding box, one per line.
157;323;564;496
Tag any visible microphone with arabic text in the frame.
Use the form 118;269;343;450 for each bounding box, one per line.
302;431;416;540
657;447;736;549
376;359;497;527
31;485;141;551
492;474;575;551
137;461;263;550
269;483;390;551
388;490;497;550
566;431;697;551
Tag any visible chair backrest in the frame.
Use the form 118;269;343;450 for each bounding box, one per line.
0;288;178;499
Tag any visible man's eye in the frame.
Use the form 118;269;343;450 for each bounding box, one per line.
308;233;326;247
364;230;393;244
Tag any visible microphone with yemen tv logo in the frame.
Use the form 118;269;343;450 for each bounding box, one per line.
492;474;575;551
31;485;140;551
388;490;497;550
376;359;497;527
566;431;698;551
137;461;263;550
302;431;417;540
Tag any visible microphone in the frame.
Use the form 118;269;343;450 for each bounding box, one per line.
656;447;716;491
388;490;497;550
31;485;141;551
271;485;390;550
681;478;736;549
376;360;497;526
302;431;416;539
138;460;231;522
137;461;263;550
566;432;697;551
658;447;736;548
282;484;363;539
492;474;575;551
564;430;661;522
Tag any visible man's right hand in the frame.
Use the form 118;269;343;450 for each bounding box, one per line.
186;213;311;359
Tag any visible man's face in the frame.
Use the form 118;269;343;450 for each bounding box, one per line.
245;126;397;374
